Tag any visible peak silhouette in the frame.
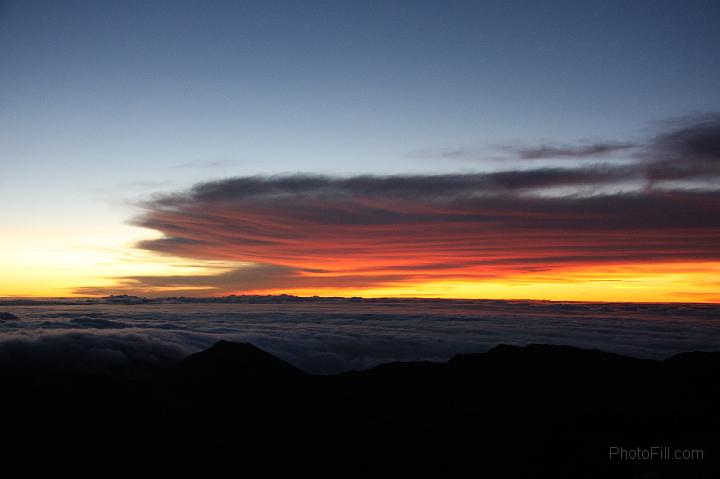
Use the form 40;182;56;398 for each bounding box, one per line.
174;340;306;382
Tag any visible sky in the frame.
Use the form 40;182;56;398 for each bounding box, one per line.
1;0;719;301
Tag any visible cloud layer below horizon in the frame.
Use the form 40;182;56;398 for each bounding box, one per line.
2;301;719;374
77;115;720;301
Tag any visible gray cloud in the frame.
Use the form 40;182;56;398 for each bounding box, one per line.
513;142;637;160
68;317;133;329
414;142;636;162
0;301;718;374
428;113;720;182
128;174;720;263
644;116;720;184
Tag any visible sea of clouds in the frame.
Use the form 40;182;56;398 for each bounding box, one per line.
1;300;719;374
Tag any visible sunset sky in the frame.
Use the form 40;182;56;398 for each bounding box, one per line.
1;0;719;302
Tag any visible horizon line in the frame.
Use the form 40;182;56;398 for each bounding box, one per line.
2;293;719;306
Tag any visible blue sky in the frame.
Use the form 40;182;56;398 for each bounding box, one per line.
3;1;719;184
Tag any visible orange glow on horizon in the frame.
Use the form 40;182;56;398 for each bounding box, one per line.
224;262;720;303
2;193;719;303
2;252;719;303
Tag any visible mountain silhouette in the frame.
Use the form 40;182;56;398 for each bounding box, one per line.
449;343;655;379
0;339;717;476
174;340;306;382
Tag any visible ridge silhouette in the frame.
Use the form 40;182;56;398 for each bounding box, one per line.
0;340;717;476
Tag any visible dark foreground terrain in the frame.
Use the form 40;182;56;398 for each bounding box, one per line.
1;341;718;476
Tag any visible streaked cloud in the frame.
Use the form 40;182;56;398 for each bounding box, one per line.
77;115;720;298
512;142;637;160
644;115;720;184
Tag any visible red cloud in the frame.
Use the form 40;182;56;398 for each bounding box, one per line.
121;175;720;293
